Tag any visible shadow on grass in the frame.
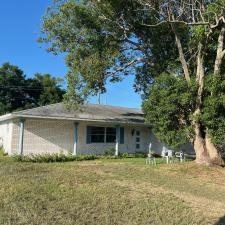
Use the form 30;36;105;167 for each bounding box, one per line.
214;215;225;225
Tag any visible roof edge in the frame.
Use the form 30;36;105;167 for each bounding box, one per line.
0;113;14;122
11;102;143;115
10;114;149;126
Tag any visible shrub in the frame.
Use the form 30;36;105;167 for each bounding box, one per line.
0;147;4;157
104;148;115;156
12;153;99;163
120;152;130;158
134;152;147;158
118;152;135;158
0;147;8;157
102;152;147;159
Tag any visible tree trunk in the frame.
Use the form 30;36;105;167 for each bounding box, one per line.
193;43;224;166
205;135;224;166
193;118;224;166
193;119;211;165
193;110;224;166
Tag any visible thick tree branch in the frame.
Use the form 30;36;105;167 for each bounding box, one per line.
214;26;225;75
141;16;225;29
141;20;209;27
196;43;205;106
170;15;191;83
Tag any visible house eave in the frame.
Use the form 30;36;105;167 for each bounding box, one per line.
11;114;150;126
0;113;14;123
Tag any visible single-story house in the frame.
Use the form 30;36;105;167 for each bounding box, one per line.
0;103;194;156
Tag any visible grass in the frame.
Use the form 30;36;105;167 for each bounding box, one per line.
0;156;225;225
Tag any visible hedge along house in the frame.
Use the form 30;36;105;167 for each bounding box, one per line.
0;103;194;156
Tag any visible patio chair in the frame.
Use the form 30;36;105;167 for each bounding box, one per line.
161;147;167;158
146;153;156;165
167;150;175;164
175;151;185;162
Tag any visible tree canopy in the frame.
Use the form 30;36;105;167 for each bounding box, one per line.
0;63;65;115
40;0;225;165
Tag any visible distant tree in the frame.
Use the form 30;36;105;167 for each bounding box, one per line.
0;63;29;114
0;63;65;115
33;73;65;106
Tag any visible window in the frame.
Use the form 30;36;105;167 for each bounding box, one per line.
89;127;105;143
136;130;140;136
87;126;124;144
106;127;116;143
136;144;140;149
136;137;140;142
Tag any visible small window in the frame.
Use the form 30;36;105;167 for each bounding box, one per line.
136;144;140;149
136;137;140;142
136;131;140;136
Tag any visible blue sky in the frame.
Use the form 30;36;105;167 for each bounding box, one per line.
0;0;142;108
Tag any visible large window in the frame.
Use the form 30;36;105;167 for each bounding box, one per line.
87;126;124;144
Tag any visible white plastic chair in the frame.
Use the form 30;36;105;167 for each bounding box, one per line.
146;153;156;165
167;150;175;163
175;151;185;162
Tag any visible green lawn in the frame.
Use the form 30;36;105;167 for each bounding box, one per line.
0;157;225;225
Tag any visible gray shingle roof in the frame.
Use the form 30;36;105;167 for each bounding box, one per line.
12;103;146;125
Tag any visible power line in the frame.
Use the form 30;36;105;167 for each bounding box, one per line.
0;86;65;91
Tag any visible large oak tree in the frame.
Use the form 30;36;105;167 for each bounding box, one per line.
40;0;225;166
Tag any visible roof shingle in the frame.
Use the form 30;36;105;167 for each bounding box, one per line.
12;103;146;125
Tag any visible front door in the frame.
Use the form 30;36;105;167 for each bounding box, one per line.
135;130;141;151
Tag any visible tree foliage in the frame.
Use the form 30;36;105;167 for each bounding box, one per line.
40;0;225;162
143;74;197;149
39;0;177;98
201;74;225;149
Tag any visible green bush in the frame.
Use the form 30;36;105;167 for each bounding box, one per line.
120;152;130;158
12;153;99;163
0;147;8;157
102;151;148;159
104;148;115;156
0;147;4;157
12;150;150;163
134;152;147;158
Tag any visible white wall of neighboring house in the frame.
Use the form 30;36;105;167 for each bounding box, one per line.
0;120;13;155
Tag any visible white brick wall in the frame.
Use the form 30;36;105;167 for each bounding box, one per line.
0;121;13;154
11;119;73;155
2;118;195;155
